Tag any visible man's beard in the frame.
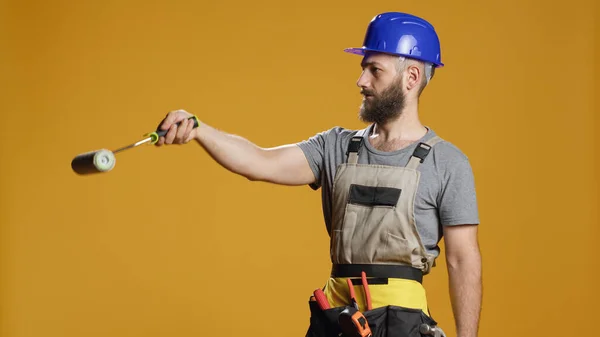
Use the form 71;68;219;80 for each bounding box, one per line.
359;76;405;125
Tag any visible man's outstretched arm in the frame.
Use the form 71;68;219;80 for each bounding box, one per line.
155;109;316;186
443;224;482;337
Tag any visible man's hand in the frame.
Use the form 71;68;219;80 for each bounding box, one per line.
443;224;482;337
155;109;200;146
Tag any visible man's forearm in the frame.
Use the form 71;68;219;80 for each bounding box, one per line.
447;252;482;337
193;123;266;180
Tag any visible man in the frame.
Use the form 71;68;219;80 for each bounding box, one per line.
155;12;481;337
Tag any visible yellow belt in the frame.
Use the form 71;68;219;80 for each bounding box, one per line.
322;277;430;315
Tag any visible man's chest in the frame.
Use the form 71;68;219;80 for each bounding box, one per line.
369;138;420;152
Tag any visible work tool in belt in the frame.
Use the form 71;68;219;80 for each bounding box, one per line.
313;288;330;310
420;323;447;337
338;271;373;337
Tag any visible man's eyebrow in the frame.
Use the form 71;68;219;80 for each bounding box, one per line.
361;61;384;68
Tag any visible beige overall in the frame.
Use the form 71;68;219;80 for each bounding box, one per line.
306;130;446;337
330;131;444;275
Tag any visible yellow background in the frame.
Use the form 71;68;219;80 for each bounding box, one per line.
1;1;598;336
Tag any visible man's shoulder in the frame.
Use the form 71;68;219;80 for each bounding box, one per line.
433;139;470;161
314;125;370;146
296;125;369;159
426;131;472;166
324;125;367;138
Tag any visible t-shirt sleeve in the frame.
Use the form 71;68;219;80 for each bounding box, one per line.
296;129;328;190
438;157;480;226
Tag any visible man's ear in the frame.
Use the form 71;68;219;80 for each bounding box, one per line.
405;63;422;91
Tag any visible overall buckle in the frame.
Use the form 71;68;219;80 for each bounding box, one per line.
346;136;364;155
412;143;432;163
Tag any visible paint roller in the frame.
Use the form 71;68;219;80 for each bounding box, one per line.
71;115;199;175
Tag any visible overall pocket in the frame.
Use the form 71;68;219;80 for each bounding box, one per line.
334;209;357;264
336;202;398;264
385;233;417;266
332;184;402;264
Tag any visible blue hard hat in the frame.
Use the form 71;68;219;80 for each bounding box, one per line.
344;12;444;67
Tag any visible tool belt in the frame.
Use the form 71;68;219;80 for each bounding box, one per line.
305;300;439;337
306;265;444;337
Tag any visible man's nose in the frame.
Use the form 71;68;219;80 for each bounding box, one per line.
356;70;371;89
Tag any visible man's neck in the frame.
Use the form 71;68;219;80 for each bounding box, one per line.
370;106;427;143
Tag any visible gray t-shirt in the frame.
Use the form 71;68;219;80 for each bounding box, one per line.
296;124;479;258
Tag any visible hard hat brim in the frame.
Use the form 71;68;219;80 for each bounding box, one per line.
343;47;444;68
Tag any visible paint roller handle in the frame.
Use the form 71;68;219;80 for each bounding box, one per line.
146;115;200;144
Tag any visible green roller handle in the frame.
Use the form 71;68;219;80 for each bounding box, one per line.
111;115;201;155
145;115;200;144
72;115;202;175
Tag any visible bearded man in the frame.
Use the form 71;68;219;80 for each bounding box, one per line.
155;12;482;337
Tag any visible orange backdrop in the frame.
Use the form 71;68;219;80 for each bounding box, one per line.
1;1;598;337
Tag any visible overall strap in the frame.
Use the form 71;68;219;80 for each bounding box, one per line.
406;136;444;170
346;128;367;164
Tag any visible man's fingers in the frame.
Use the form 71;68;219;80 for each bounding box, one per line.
159;114;174;131
161;110;188;131
156;109;195;145
175;119;189;143
157;116;169;131
165;124;177;144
